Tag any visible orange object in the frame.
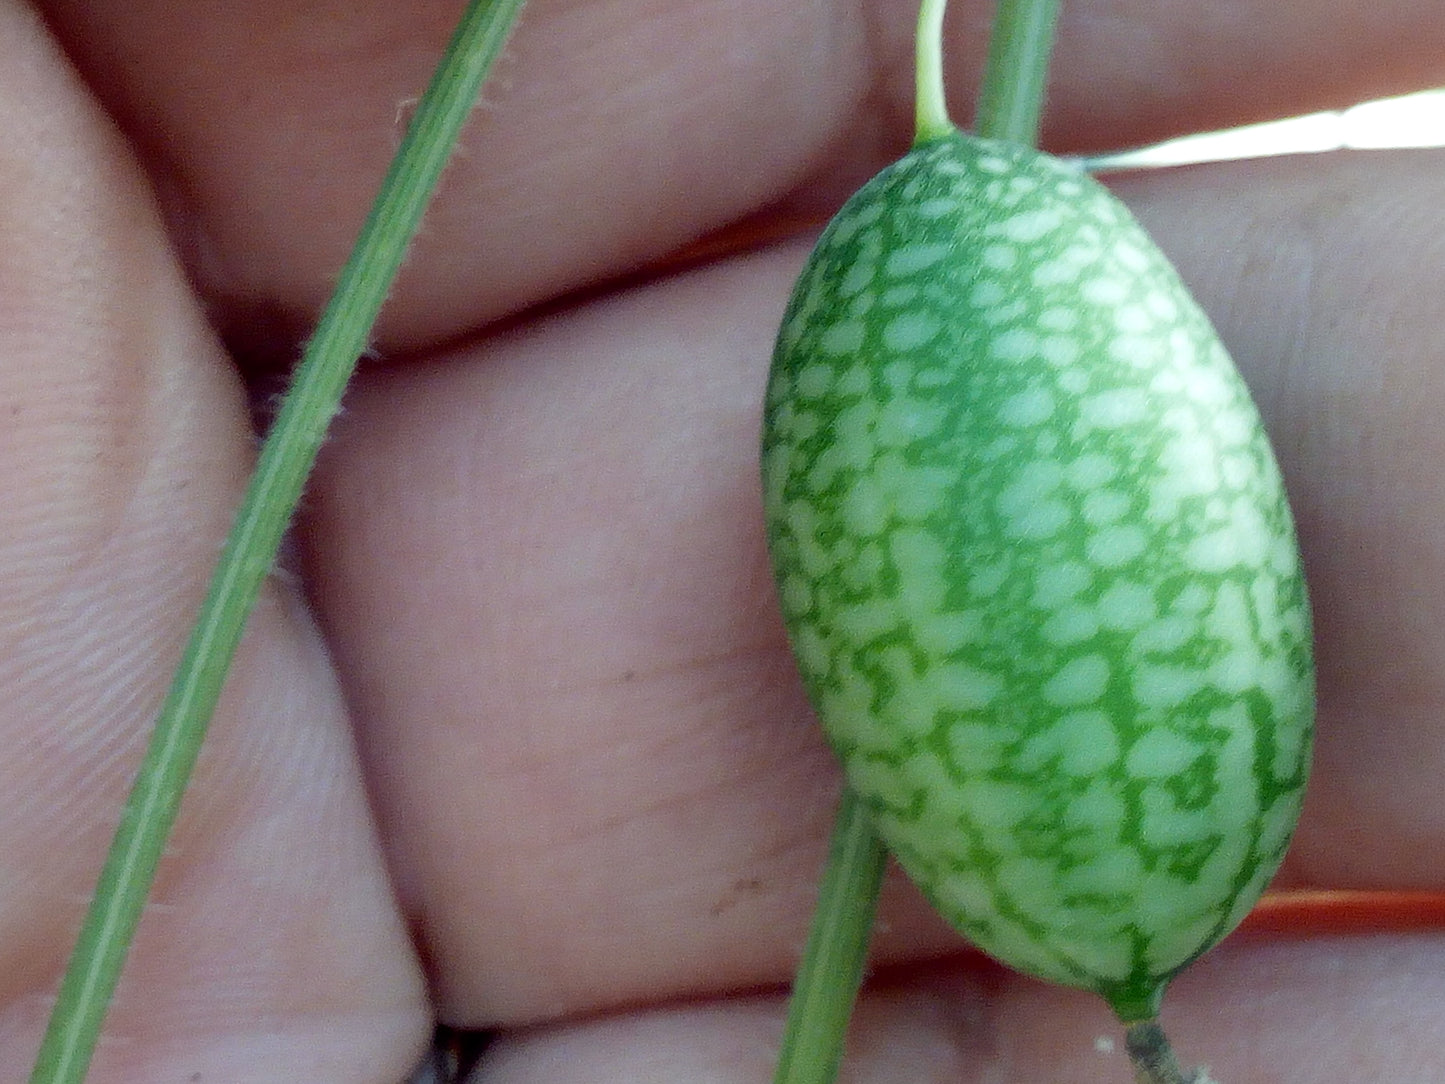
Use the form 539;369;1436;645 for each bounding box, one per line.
1243;889;1445;935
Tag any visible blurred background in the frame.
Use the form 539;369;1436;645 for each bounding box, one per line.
1087;87;1445;169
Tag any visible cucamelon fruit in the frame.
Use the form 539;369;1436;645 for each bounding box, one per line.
760;130;1314;1025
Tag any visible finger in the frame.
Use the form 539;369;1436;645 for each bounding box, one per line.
301;246;963;1024
34;0;1445;354
466;930;1445;1081
0;5;427;1078
300;146;1445;1027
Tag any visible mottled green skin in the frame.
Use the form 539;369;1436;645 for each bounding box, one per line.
761;132;1314;1021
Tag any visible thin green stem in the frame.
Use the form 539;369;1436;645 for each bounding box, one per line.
27;3;526;1082
771;790;889;1084
974;0;1063;144
771;4;1064;1084
914;0;953;144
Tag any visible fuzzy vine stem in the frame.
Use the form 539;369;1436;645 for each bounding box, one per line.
974;0;1063;145
27;3;526;1082
770;790;890;1084
770;1;1063;1082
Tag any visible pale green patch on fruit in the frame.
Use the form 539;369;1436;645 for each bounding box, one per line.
761;131;1314;1023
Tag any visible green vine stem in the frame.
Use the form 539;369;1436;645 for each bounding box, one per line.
27;3;526;1081
770;790;890;1084
974;0;1063;145
769;1;1063;1082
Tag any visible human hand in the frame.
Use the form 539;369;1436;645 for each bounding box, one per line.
4;1;1445;1080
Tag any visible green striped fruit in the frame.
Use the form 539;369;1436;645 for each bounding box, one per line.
761;131;1314;1022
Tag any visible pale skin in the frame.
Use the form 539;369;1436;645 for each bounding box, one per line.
2;0;1445;1080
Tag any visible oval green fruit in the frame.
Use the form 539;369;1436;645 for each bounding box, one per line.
761;131;1314;1022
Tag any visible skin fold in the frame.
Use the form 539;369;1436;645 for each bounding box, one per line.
1;0;1443;1079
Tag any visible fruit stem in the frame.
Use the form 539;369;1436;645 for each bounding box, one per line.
771;790;890;1084
1125;1021;1219;1084
974;0;1063;145
26;2;526;1082
771;4;1064;1084
914;0;953;144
